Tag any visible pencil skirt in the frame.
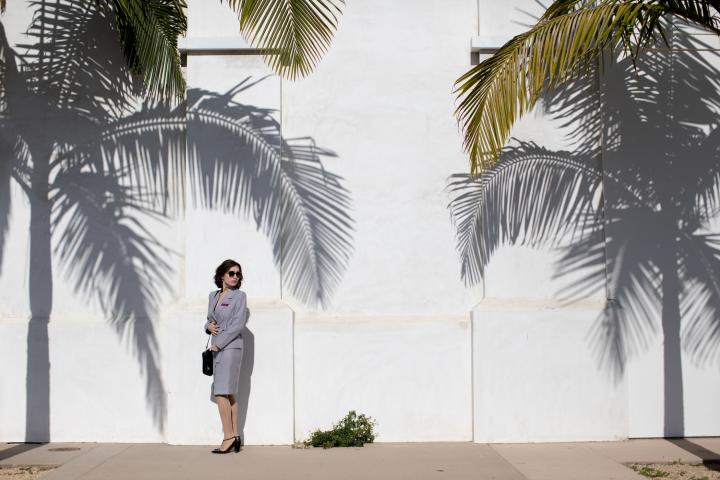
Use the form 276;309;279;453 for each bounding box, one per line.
212;347;243;395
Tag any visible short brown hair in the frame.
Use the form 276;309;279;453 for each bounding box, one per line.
214;259;243;289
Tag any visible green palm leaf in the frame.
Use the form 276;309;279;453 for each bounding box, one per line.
4;0;343;96
454;0;720;174
4;0;186;99
224;0;344;79
110;0;187;99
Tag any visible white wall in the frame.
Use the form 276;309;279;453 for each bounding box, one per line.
0;320;28;441
472;300;627;443
48;319;165;443
294;315;472;442
164;302;294;445
628;338;720;438
281;0;483;316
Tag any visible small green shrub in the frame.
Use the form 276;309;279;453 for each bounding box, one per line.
305;410;377;448
631;465;670;478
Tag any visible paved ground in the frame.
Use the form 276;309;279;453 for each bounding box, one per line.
1;438;718;480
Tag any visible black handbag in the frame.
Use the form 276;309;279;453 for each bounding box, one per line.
202;335;213;376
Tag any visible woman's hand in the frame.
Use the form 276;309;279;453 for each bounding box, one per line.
210;344;220;352
208;322;219;336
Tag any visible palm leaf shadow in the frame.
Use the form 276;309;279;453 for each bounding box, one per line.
104;81;355;307
51;76;355;433
186;82;353;306
448;141;604;286
1;0;173;436
51;164;173;426
449;26;720;436
1;0;354;440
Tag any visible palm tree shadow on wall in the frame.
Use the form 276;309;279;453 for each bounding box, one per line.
181;80;354;439
449;26;720;438
183;79;354;306
0;0;353;442
0;0;171;442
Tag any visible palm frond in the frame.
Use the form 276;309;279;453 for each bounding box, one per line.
542;59;602;157
187;89;281;215
110;0;187;99
20;0;137;117
662;0;720;33
447;141;603;284
455;0;672;174
588;214;663;381
0;21;7;105
279;138;353;306
224;0;344;79
64;100;187;216
662;31;720;218
187;85;353;307
553;227;607;301
0;126;13;275
51;164;171;430
678;232;720;367
0;18;29;113
692;128;720;219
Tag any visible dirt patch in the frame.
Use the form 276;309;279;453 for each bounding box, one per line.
0;466;56;480
629;462;720;480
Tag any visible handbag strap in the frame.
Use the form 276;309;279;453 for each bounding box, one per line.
205;290;220;350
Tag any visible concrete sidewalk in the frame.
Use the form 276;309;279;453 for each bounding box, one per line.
1;438;719;480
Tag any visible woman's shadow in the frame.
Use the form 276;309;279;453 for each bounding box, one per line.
236;315;254;446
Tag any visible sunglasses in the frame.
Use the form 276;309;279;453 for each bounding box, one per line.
227;270;241;278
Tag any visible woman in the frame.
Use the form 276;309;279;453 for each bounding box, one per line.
204;259;247;454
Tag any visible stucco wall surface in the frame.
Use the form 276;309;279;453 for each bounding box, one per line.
294;315;472;442
472;300;628;443
164;302;294;445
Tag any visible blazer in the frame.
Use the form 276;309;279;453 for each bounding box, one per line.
204;288;247;350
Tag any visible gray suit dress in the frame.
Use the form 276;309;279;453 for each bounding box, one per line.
204;289;247;395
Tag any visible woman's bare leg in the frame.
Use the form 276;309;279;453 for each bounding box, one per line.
215;395;234;449
228;395;238;438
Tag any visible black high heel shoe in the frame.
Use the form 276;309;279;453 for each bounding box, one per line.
212;437;237;454
234;435;242;453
